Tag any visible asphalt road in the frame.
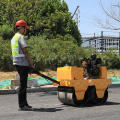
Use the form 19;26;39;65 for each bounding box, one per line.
0;87;120;120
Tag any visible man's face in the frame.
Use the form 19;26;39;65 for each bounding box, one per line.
21;27;27;35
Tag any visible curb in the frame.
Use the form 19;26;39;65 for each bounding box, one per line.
108;83;120;88
0;84;120;95
0;86;57;95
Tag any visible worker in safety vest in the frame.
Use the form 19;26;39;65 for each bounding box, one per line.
11;20;34;111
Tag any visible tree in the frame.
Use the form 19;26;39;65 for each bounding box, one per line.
0;0;45;27
0;0;81;45
30;0;81;45
97;0;120;30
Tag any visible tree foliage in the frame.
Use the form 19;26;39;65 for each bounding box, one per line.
99;52;120;69
0;0;81;45
0;0;44;27
0;25;14;40
1;0;120;72
0;34;120;71
0;37;13;71
27;35;83;70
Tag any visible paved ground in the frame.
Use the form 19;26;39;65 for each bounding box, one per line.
0;87;120;120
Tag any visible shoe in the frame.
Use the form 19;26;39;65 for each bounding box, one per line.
25;104;32;108
18;106;32;111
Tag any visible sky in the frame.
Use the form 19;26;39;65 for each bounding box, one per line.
63;0;120;38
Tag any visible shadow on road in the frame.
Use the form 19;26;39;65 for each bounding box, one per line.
60;101;120;108
39;91;57;97
83;101;120;108
31;107;63;112
104;101;120;105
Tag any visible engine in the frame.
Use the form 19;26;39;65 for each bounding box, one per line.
81;54;101;79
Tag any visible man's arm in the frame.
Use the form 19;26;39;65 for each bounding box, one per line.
23;47;34;69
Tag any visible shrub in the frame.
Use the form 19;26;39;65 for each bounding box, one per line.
27;35;84;70
0;25;14;40
99;52;120;69
0;38;14;71
1;34;120;71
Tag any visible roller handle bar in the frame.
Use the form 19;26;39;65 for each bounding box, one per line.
30;69;60;84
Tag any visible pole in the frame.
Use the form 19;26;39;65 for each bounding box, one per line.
76;13;78;26
72;6;79;18
119;32;120;55
101;31;103;53
94;33;96;49
89;40;91;47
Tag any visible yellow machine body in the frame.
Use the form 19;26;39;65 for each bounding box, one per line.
53;66;112;101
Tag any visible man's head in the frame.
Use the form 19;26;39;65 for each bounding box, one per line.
15;20;29;35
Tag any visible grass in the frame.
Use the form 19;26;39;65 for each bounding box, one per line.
0;70;57;81
107;69;120;77
0;69;120;81
0;71;17;81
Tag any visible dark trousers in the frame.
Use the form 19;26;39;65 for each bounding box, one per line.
16;65;30;108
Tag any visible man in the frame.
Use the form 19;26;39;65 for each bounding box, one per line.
11;20;34;110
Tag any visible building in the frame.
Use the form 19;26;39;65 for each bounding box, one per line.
82;31;120;55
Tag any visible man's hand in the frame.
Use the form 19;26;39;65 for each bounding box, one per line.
30;63;34;70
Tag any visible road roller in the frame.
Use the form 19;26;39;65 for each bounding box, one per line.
31;54;112;106
52;54;112;106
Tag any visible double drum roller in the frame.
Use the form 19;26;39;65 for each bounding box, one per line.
32;55;112;106
53;66;111;106
53;55;112;106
